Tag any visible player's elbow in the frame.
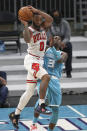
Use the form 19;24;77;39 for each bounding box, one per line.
45;17;53;28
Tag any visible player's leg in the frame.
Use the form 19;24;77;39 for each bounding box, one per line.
38;74;50;111
30;100;40;131
27;59;50;107
9;81;36;129
25;55;50;113
47;78;61;131
15;65;37;114
9;68;37;129
15;83;36;114
9;55;38;128
31;99;59;131
48;77;62;106
35;66;50;113
48;107;59;131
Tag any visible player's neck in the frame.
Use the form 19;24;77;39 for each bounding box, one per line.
32;23;41;31
54;45;59;50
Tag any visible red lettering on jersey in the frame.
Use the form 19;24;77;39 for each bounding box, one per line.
33;35;37;43
37;33;40;41
33;32;46;43
40;42;44;51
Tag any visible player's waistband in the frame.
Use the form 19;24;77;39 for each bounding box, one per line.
51;75;59;80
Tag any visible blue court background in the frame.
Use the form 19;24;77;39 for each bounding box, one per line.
0;105;87;131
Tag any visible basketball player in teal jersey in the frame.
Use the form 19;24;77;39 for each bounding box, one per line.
30;36;68;131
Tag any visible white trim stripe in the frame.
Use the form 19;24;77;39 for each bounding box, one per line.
67;105;86;117
57;119;79;130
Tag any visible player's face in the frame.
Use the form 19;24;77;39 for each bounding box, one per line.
53;36;61;49
32;14;43;30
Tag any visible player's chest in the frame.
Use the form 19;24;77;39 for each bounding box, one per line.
32;32;47;43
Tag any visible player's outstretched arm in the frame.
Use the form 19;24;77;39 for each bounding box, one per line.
23;24;32;43
19;18;32;43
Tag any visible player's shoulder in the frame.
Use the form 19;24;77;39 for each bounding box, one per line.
46;47;52;53
45;48;52;57
28;26;36;33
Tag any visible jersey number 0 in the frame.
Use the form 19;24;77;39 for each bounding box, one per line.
40;42;44;51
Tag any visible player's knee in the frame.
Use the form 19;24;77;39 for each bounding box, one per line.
24;89;34;99
41;74;50;82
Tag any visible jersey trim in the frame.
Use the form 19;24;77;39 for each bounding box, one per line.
29;53;40;58
26;80;37;83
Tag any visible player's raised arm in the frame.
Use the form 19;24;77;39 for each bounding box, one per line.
19;17;32;43
28;6;53;28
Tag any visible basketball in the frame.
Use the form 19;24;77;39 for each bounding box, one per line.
18;6;33;21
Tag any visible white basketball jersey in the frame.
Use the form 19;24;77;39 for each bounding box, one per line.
27;26;47;58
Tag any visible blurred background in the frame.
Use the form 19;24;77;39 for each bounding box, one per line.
0;0;87;33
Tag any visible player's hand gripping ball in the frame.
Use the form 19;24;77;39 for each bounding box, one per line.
18;6;33;21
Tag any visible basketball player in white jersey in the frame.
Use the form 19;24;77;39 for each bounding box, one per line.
9;6;53;129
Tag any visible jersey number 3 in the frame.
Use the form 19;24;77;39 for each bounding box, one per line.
48;59;55;68
40;42;44;51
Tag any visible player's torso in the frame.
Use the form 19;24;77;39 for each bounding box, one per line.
27;26;47;58
44;48;63;78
